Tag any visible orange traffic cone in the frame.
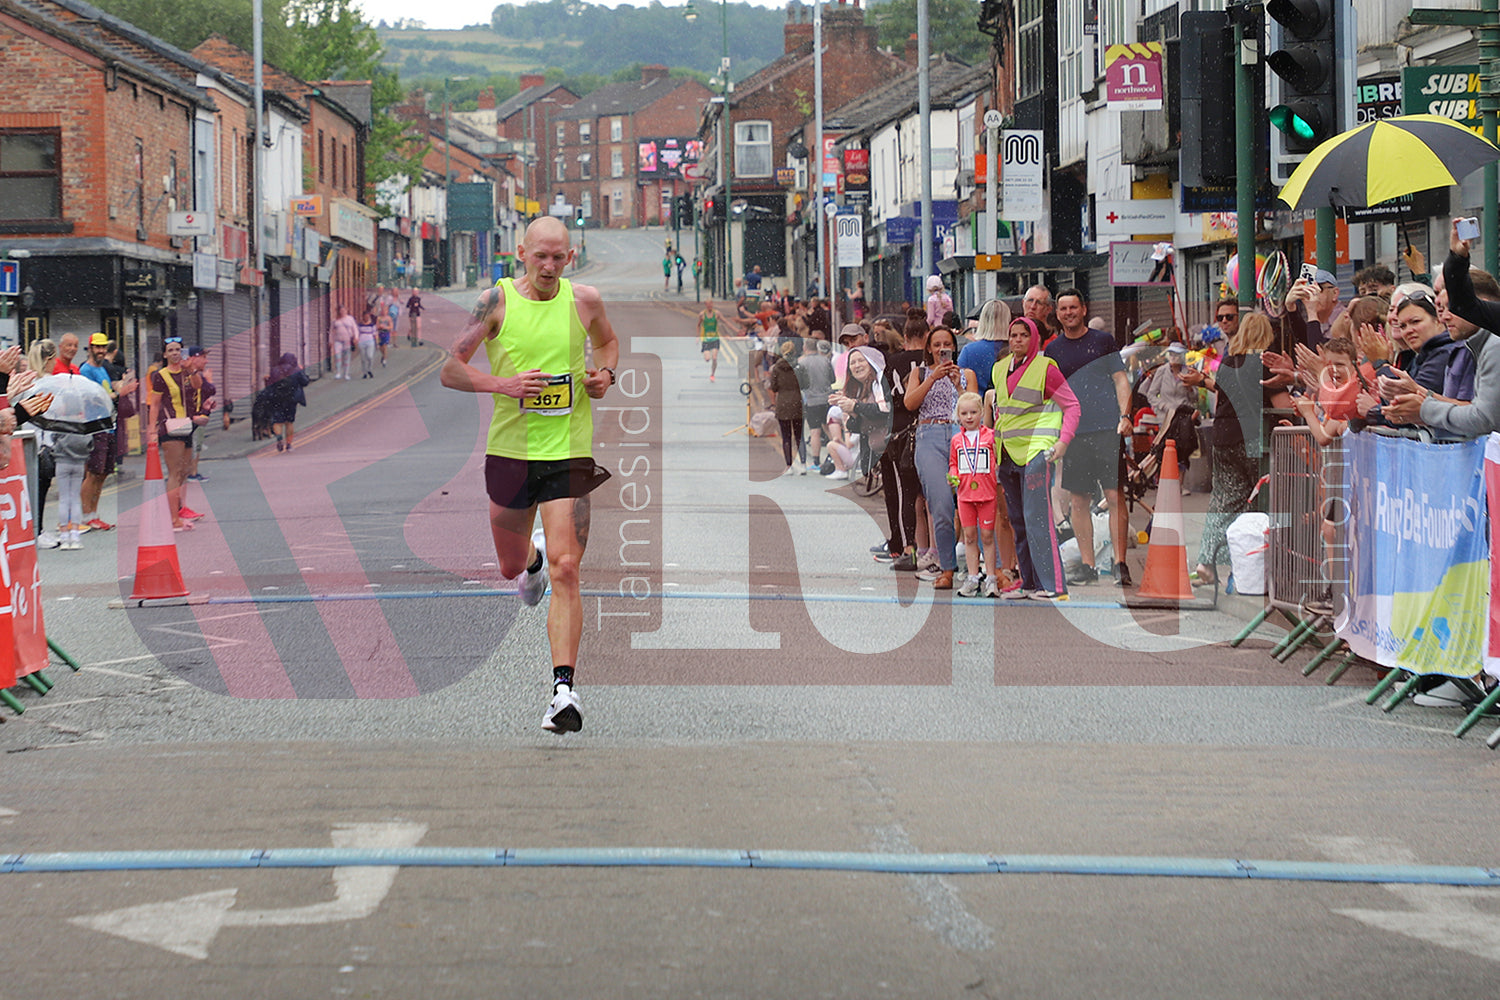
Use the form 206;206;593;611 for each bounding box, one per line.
1136;439;1195;601
129;440;189;600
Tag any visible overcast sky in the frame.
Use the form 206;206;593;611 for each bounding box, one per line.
356;0;786;33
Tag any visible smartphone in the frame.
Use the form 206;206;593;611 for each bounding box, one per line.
1298;262;1318;284
937;349;954;363
1457;216;1481;241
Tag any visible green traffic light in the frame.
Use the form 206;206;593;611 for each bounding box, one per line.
1270;103;1320;143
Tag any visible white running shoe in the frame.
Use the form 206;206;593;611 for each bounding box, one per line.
957;575;981;598
982;576;1002;598
916;551;940;574
520;529;549;607
542;684;583;733
35;532;60;550
825;469;848;480
782;464;798;477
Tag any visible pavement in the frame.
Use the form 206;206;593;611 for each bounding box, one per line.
199;330;451;463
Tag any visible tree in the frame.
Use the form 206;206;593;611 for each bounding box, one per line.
280;0;425;204
873;0;989;67
89;0;299;64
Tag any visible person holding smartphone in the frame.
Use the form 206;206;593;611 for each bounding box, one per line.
1283;266;1344;349
904;326;977;590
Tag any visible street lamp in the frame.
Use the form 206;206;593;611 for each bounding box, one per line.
687;1;731;296
443;75;470;288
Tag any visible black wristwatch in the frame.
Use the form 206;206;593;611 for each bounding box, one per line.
603;366;616;386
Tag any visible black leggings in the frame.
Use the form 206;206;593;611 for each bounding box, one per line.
779;418;801;466
881;445;921;553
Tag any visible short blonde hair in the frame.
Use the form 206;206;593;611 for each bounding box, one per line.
957;391;983;410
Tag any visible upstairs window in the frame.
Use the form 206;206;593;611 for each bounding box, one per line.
0;131;61;220
734;121;772;178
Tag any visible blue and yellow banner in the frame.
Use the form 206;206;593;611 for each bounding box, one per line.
1338;433;1488;678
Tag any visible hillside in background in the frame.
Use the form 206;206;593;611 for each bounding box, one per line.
377;0;790;84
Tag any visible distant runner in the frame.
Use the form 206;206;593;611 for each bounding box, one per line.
441;217;620;733
698;299;722;382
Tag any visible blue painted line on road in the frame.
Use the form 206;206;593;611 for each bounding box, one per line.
202;589;1125;610
5;848;1499;885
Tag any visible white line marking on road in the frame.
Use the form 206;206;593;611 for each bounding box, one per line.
69;820;427;960
1312;835;1500;963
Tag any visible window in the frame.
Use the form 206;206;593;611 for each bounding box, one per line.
581;190;593;218
610;149;624;178
579;122;592;143
734;121;772;178
317;129;325;182
555;154;566;182
610;188;624;218
1017;0;1044;100
610;117;623;142
0;131;61;220
556;122;565;146
578;152;592;179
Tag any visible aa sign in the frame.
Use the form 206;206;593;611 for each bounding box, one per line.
1105;42;1164;111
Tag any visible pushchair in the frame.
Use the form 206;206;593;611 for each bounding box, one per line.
1122;403;1198;529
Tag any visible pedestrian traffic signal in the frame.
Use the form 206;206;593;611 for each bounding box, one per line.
1266;0;1348;180
676;195;694;225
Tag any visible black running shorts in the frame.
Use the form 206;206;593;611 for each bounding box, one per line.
485;455;612;510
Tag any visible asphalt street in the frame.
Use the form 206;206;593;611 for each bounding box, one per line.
2;225;1497;999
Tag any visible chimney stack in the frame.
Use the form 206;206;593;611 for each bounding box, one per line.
519;73;545;90
641;64;670;83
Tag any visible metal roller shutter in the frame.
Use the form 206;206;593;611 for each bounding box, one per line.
220;290;256;405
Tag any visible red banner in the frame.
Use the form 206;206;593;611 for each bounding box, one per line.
0;437;47;678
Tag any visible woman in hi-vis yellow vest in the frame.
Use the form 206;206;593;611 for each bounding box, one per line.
989;317;1080;601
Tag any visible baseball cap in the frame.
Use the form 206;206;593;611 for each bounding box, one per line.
89;332;108;346
1314;269;1338;287
1167;343;1188;357
186;345;206;358
838;323;863;342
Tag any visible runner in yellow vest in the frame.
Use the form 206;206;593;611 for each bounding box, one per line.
442;216;620;734
698;300;721;382
987;316;1080;600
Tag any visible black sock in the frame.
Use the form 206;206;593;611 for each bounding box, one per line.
553;666;574;690
526;548;544;575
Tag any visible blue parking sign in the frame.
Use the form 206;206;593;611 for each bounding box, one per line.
0;260;17;297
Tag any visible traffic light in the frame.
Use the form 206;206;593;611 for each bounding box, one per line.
1181;8;1266;188
1180;11;1236;186
676;194;694;225
1266;0;1352;181
574;206;584;228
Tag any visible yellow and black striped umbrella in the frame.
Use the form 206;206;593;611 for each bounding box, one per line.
1278;114;1500;209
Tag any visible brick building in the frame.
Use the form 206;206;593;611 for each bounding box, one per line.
552;67;711;229
492;75;579;213
0;0;244;406
192;34;374;381
698;0;908;293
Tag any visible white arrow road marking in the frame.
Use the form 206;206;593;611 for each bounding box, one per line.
0;807;17;825
1311;835;1500;964
69;821;427;960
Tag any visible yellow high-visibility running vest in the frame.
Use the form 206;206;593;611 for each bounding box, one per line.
991;354;1063;465
485;278;593;461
